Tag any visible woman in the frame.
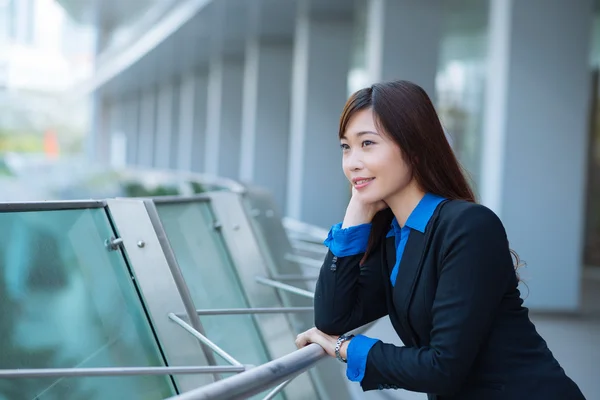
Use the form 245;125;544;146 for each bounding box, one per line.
295;80;584;400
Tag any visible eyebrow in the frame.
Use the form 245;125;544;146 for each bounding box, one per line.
340;130;379;140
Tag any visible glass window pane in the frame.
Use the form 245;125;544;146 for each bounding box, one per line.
0;208;176;400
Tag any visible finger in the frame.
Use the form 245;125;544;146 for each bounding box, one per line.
295;332;311;349
302;330;334;357
314;331;337;357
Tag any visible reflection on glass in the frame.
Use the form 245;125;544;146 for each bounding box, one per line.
0;208;175;400
156;201;284;400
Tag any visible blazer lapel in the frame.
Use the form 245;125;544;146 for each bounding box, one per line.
392;200;449;345
394;230;426;312
380;236;396;305
384;236;396;278
381;236;414;345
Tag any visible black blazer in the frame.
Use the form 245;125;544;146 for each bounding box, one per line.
314;200;584;400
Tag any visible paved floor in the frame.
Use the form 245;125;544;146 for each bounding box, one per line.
342;272;599;400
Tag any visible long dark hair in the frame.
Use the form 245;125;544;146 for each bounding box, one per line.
339;80;476;265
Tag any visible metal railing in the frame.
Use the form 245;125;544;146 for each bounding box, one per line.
0;188;335;399
166;343;328;400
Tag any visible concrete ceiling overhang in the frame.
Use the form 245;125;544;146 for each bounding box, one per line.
68;0;489;100
68;0;363;100
78;0;304;100
56;0;163;29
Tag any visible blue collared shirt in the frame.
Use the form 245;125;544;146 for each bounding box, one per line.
323;193;445;383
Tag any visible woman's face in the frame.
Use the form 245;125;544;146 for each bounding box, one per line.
341;108;413;204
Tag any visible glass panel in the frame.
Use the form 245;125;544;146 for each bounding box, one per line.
240;190;353;400
0;207;175;400
155;201;282;399
241;190;316;307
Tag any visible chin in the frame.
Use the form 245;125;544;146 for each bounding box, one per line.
359;191;384;204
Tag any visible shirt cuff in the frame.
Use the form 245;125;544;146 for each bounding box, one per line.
345;334;380;382
323;222;372;257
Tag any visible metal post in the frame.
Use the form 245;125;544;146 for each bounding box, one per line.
254;276;314;299
290;240;328;255
143;200;220;376
283;254;323;269
174;307;314;317
262;379;292;400
169;313;244;367
271;275;318;282
0;366;246;378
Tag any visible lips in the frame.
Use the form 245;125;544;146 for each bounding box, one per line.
355;178;374;185
352;177;375;189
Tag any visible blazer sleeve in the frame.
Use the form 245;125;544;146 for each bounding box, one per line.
314;224;388;335
360;205;515;395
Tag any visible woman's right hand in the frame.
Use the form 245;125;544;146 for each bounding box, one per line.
342;187;388;228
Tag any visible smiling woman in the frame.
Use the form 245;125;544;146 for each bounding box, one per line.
296;80;585;400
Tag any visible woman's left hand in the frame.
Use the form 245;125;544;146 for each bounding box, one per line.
295;327;340;358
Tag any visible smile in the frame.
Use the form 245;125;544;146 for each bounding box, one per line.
353;177;375;189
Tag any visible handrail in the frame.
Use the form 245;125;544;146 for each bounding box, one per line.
282;217;329;242
165;343;327;400
0;366;246;378
255;276;315;299
283;253;323;269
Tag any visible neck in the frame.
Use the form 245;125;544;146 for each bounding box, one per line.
385;179;426;227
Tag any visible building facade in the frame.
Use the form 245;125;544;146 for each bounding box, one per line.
63;0;599;312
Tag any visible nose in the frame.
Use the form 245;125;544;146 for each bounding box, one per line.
344;149;363;172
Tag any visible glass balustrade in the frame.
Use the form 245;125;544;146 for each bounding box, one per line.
0;206;175;400
0;189;350;400
240;188;351;400
154;199;282;400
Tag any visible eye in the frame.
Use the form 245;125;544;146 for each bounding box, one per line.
362;140;374;147
340;143;350;151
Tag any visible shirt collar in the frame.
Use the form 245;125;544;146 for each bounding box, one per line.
392;193;445;234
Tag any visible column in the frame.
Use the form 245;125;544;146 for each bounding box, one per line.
204;57;244;179
176;73;195;171
191;73;209;173
87;27;110;163
154;82;179;170
364;0;442;97
124;95;140;165
138;88;156;167
88;92;108;163
480;0;593;311
169;80;181;171
286;1;354;228
240;37;293;211
176;72;209;172
107;100;126;168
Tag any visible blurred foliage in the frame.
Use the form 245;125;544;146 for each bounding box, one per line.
122;180;206;197
0;129;83;155
189;181;206;194
0;159;14;176
122;182;181;198
0;132;43;153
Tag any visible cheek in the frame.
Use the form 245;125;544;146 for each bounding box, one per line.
377;153;410;184
342;158;352;179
